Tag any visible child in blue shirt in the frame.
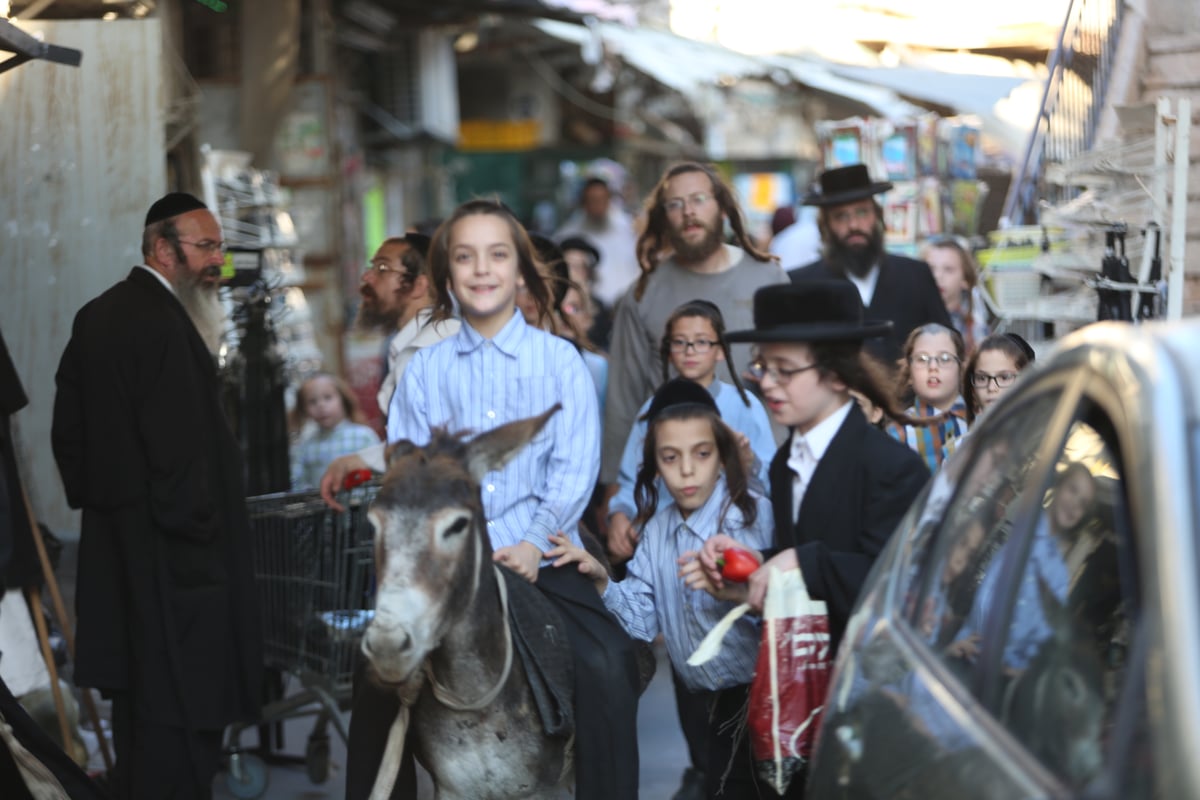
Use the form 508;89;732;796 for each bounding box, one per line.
346;199;639;800
288;372;379;490
549;378;774;799
607;299;775;563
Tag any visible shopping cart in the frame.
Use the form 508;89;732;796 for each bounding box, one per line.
223;480;379;799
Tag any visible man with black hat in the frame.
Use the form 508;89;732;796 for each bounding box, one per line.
319;233;460;503
51;193;263;798
788;164;951;366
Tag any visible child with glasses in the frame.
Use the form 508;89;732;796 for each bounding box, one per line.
964;332;1036;424
888;323;969;472
607;300;775;566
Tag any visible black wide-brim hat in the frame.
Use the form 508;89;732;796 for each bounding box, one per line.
726;281;893;343
802;164;893;207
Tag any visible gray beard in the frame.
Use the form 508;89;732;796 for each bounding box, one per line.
177;279;226;355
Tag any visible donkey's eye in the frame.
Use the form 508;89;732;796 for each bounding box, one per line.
444;516;470;538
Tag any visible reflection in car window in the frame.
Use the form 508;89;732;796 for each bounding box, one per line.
902;392;1060;673
973;412;1134;791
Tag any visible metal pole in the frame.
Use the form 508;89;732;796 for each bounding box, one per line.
1168;98;1191;321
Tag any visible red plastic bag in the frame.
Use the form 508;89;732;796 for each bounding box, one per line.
748;567;832;794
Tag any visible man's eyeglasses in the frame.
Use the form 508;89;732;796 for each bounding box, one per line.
910;352;960;368
177;239;227;255
662;193;712;214
748;360;818;385
365;261;411;280
970;371;1018;390
668;337;717;354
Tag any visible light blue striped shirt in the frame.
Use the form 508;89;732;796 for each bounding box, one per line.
609;380;775;521
388;310;599;555
602;476;774;692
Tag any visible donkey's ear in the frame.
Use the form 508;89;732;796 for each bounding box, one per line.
464;404;562;482
385;440;419;469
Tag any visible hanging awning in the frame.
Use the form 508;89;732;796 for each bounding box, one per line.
0;17;81;75
532;18;922;119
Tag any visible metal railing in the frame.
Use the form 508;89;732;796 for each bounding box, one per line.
1002;0;1125;226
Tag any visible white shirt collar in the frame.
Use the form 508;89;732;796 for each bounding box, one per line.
135;263;176;296
794;399;853;465
846;263;880;307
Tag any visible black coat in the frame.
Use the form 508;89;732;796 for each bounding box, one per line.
768;404;929;655
788;253;952;366
51;268;261;730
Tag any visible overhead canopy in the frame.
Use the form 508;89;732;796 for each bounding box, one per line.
532;18;923;119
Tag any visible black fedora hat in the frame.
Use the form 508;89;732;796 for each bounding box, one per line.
802;164;893;207
726;281;893;343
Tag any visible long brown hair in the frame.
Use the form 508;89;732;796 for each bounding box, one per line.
632;406;757;531
659;299;752;407
807;341;937;428
633;162;773;301
427;199;557;334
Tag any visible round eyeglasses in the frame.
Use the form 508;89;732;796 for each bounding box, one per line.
910;352;960;368
177;238;227;255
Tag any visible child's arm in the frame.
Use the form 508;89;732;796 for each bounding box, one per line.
545;533;609;593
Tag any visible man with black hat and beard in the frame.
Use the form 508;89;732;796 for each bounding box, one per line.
51;193;262;799
788;164;951;366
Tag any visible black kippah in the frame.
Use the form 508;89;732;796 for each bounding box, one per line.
403;232;431;259
641;378;720;423
144;192;208;227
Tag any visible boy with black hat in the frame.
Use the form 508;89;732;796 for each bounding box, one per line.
699;281;931;663
788;164;951;366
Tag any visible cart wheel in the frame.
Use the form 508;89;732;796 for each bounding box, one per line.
225;751;269;799
305;733;331;784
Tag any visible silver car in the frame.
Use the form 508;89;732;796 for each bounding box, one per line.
807;320;1200;799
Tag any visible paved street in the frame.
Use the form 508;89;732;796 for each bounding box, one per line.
211;638;690;799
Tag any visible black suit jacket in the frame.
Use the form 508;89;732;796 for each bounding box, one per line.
788;253;951;366
52;268;262;730
768;404;929;655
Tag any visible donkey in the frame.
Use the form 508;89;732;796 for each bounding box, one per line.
361;405;573;800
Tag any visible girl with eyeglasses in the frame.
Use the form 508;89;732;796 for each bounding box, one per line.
607;300;775;566
963;332;1036;424
889;323;969;472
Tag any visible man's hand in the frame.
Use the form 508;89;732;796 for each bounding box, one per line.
606;511;639;564
546;533;609;593
493;540;543;583
319;453;370;511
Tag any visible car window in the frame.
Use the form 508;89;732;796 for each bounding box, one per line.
902;391;1061;671
970;407;1136;790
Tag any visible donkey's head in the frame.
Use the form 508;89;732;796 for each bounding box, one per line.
361;405;560;687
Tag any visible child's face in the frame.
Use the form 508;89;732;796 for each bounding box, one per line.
668;315;723;384
448;213;521;336
1051;469;1096;535
972;349;1021;412
303;377;345;431
654;416;721;519
909;331;961;409
755;342;846;434
943;520;985;584
927;246;968;313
